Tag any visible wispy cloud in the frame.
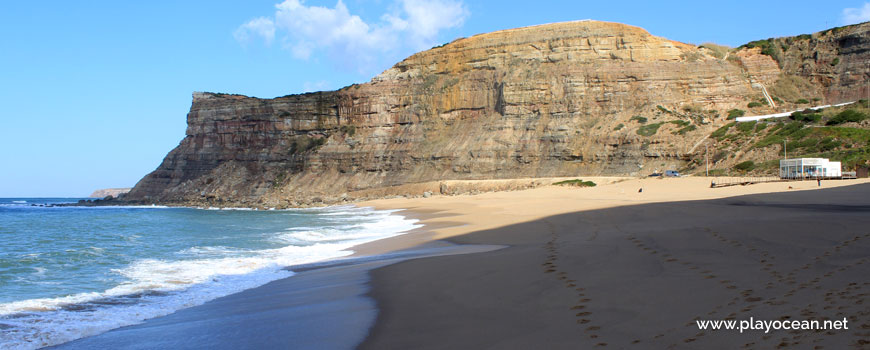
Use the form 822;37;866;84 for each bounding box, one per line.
235;0;468;73
234;17;277;46
842;2;870;25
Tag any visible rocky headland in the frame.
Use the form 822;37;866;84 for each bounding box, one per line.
123;20;870;208
89;188;131;199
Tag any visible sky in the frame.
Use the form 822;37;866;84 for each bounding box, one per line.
1;1;869;197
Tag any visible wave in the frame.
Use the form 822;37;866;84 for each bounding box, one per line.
0;205;420;349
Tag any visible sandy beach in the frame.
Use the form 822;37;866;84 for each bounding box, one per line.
359;177;870;349
54;177;870;349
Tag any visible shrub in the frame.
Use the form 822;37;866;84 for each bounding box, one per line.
754;134;784;149
755;123;768;132
733;161;756;172
676;125;697;135
826;110;868;125
670;120;691;127
637;122;663;136
630;115;648;123
790;110;822;123
748;101;763;108
711;122;736;139
614;123;624;131
736;121;757;133
831;57;839;66
553;179;597;187
795;98;810;104
818;137;842;151
727;109;745;119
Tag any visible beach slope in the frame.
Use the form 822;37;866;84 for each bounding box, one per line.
361;178;870;349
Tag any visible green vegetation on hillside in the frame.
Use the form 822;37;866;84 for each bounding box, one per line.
630;116;648;123
790;109;823;123
740;39;776;57
826;109;867;125
553;179;596;187
696;102;870;175
711;122;736;139
733;160;756;172
727;109;745;119
637;122;664;136
736;121;757;133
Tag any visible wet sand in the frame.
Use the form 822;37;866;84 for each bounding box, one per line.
51;177;870;349
359;178;870;349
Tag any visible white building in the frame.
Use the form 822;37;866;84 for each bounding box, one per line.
780;158;842;179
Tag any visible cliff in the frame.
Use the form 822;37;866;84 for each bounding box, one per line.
125;20;870;207
89;188;131;199
738;22;870;104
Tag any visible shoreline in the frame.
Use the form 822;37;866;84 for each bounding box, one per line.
355;176;870;242
47;177;870;348
358;177;870;348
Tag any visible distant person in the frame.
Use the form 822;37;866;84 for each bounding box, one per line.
638;187;643;193
818;178;821;187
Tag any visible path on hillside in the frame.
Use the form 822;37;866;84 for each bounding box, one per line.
735;101;855;122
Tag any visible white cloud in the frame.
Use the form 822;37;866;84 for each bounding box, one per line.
234;17;276;46
401;0;468;49
235;0;469;73
843;2;870;25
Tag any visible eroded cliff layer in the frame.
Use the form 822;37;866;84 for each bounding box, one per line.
126;20;870;207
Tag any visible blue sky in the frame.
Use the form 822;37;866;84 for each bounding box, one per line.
1;1;869;197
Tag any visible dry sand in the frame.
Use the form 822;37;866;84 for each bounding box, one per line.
358;177;870;349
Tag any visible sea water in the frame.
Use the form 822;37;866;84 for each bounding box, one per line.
0;198;419;349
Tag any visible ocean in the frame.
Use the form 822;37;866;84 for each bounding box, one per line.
0;198;419;349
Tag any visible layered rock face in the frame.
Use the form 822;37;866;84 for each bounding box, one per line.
736;22;870;103
778;23;870;103
125;20;869;207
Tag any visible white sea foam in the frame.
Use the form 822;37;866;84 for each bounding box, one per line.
0;205;420;350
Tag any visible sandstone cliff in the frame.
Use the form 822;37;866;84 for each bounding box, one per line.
125;20;870;207
737;22;870;105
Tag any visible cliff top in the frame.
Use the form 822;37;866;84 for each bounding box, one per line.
374;20;697;82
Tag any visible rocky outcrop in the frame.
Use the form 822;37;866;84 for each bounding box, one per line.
737;22;870;104
125;20;870;207
89;188;131;199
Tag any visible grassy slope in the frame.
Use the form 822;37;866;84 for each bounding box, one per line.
691;102;870;176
